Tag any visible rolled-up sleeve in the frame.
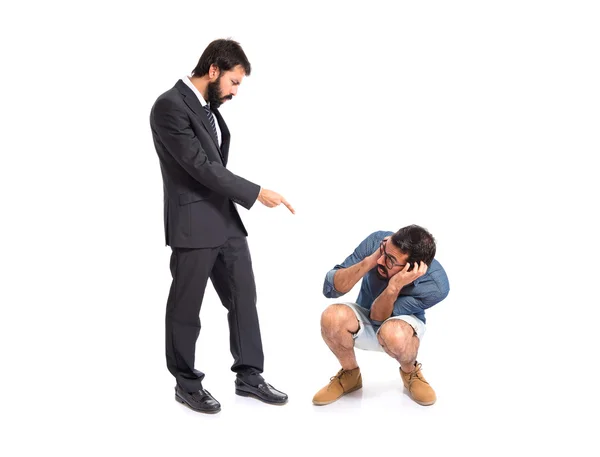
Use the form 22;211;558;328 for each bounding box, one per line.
323;268;343;298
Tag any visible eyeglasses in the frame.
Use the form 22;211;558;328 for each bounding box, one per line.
379;240;407;270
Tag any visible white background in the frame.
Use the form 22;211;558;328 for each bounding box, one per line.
1;0;599;455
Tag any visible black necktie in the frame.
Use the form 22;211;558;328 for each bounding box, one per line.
203;104;219;145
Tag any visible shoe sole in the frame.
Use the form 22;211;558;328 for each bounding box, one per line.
312;383;362;406
175;393;221;414
413;398;436;406
235;388;288;405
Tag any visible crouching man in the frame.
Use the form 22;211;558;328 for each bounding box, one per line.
313;225;450;406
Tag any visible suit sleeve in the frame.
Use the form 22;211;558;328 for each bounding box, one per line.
151;97;260;209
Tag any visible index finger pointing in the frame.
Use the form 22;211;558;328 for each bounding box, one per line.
282;198;296;214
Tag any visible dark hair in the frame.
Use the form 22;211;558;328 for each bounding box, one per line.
192;39;251;77
390;225;437;267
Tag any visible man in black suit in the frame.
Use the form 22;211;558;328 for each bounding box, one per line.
150;39;293;413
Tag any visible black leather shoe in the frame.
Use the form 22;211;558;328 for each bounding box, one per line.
175;385;221;413
235;378;288;405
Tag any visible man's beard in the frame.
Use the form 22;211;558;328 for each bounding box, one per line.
375;265;389;280
207;77;233;109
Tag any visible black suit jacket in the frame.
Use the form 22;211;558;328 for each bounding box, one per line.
150;80;260;248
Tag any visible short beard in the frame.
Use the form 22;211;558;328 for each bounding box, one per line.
207;78;223;108
207;75;233;109
375;265;388;280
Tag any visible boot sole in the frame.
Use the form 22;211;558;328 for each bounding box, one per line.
175;393;221;414
413;398;436;406
312;383;363;406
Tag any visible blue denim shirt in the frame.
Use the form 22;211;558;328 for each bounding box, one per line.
323;231;450;324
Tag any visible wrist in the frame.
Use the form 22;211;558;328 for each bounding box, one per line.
386;283;403;296
362;257;377;270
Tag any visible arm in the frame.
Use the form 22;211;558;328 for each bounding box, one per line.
369;287;400;322
370;261;429;321
152;97;260;209
379;269;450;319
322;232;387;299
393;279;449;316
332;256;377;295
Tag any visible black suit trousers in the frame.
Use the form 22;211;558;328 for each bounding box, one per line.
165;237;264;392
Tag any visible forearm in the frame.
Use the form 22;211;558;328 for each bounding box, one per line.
333;258;375;295
370;285;401;321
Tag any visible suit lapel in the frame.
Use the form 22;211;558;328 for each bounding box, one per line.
175;80;221;153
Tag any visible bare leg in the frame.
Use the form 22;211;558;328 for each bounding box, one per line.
377;320;420;373
320;304;360;371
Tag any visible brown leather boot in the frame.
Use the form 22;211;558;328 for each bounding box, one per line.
312;367;362;406
400;362;436;406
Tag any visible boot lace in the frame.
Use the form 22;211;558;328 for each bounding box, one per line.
328;368;356;391
407;363;429;386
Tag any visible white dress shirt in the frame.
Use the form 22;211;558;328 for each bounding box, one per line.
182;75;222;146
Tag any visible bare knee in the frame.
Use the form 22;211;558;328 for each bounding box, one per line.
320;304;358;335
377;319;418;354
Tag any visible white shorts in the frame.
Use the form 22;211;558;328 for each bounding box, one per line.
339;302;426;352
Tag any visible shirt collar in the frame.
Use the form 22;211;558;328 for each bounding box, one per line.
182;76;208;107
